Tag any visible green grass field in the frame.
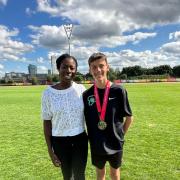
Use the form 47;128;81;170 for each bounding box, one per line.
0;83;179;180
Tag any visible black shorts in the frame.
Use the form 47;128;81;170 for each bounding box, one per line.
91;151;123;169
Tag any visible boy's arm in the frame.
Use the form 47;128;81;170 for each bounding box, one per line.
123;116;133;134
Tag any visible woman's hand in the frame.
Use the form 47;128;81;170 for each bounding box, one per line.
48;149;61;167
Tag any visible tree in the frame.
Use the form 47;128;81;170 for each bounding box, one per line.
108;68;116;81
76;71;84;77
47;75;53;83
31;77;38;85
0;79;5;84
7;79;14;84
144;68;153;75
74;71;84;81
114;67;121;79
85;72;93;81
173;65;180;77
119;74;127;80
74;75;83;82
121;66;143;77
52;75;59;82
152;65;172;75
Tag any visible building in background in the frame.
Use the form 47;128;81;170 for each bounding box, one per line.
51;55;58;75
1;63;57;85
28;64;37;77
48;69;51;75
4;72;27;83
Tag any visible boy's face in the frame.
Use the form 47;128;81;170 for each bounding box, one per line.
89;58;109;82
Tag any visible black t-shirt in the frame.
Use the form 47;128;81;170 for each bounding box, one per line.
83;83;132;155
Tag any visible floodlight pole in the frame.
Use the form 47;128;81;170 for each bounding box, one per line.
63;24;73;55
68;39;70;55
51;55;54;75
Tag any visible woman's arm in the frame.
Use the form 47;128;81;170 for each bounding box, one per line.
43;120;61;167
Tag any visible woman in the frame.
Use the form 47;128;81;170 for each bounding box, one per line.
41;54;88;180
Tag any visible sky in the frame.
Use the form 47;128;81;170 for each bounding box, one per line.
0;0;180;77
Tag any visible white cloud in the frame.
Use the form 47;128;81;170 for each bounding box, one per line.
37;0;59;15
33;0;180;73
32;1;164;50
36;0;180;35
0;63;5;77
37;57;44;63
65;46;179;73
94;32;157;48
29;25;67;49
169;31;180;41
48;52;60;60
130;32;157;44
25;8;36;16
0;25;19;44
104;49;177;70
0;0;7;6
28;23;157;50
46;46;98;73
0;64;4;69
0;70;4;78
0;25;34;61
1;1;179;74
160;41;180;55
37;65;48;73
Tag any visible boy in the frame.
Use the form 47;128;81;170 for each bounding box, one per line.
83;52;133;180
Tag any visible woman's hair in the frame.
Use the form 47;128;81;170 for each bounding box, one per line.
88;52;107;66
56;54;78;69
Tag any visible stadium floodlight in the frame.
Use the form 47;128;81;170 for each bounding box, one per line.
51;55;54;75
63;24;73;55
50;54;58;76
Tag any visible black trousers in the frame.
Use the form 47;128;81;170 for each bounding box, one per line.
52;132;88;180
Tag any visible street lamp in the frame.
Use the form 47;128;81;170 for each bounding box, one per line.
63;24;73;55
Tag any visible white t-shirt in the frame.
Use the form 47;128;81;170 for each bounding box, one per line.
41;82;86;137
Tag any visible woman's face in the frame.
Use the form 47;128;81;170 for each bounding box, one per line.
58;58;77;82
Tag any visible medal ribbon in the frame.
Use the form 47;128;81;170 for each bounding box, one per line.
94;80;110;121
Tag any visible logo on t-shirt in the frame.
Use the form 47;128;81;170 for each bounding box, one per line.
109;97;116;100
87;95;95;106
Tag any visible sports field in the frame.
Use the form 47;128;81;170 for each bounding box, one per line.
0;83;179;180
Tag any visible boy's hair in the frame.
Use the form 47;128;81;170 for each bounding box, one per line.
56;53;78;69
88;52;107;66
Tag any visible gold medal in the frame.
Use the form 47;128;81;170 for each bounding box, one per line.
98;121;107;130
94;81;110;131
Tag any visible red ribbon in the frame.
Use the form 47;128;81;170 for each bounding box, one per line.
94;80;110;121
